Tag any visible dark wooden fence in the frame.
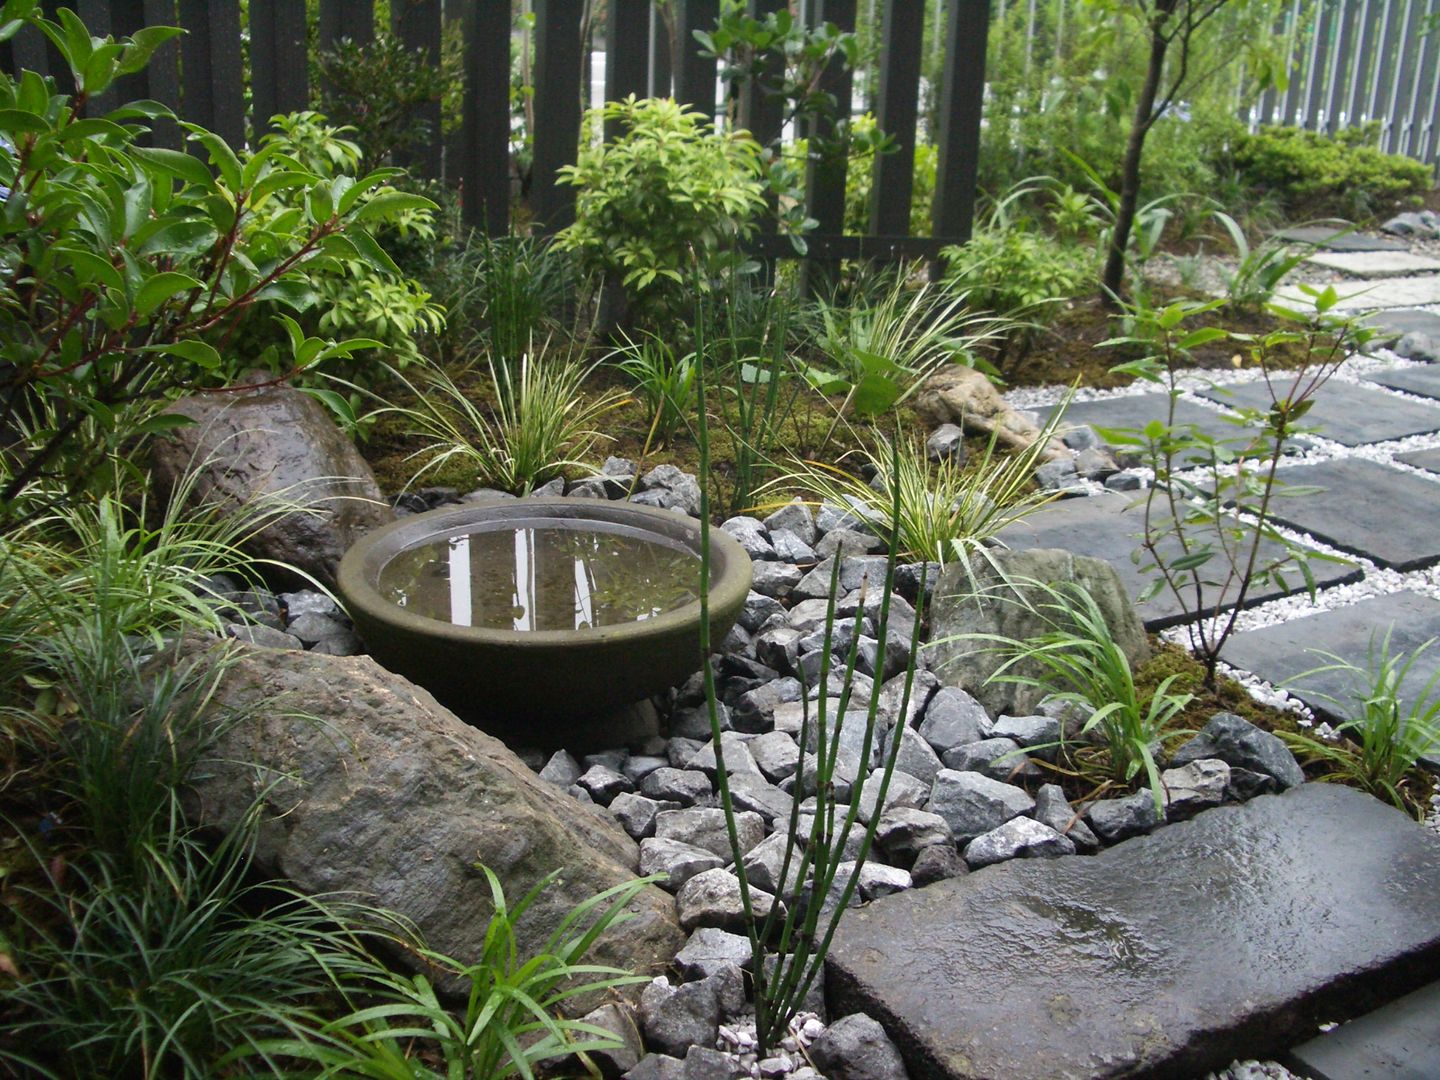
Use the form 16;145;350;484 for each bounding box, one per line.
2;1;991;266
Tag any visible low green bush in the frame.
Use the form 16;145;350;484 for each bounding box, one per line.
1228;123;1431;219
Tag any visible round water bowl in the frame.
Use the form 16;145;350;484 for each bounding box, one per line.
337;498;752;748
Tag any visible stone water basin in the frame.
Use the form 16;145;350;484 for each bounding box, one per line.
337;498;751;748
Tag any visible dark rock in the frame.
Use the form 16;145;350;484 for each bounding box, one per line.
1104;469;1147;492
918;687;993;753
1061;424;1103;451
875;807;955;866
1086;789;1164;842
893;561;942;605
770;528;818;564
731;677;803;733
816;501;870;536
529;477;566;498
150;379;393;589
1033;784;1100;852
876;668;939;732
739;591;786;634
655;808;765;860
675;868;775;932
576;1003;644;1077
1382;211;1436;237
1074;446;1119;480
1161;759;1230;821
926;423;966;463
809;1013;910;1080
748;730;801;783
928;549;1148;717
223;623;303;650
642;767;712;806
722;516;776;560
856;770;931;824
624;1055;685;1080
742;831;799;896
667;738;706;770
726;771;794;825
1035;458;1081;491
279;589;341;619
167;637;681;995
828;784;1440;1080
611;793;678;840
577;764;636;806
639;837;726;890
670;702;728;741
844;860;912;901
763;499;818;547
1169;712;1304;790
538;749;582;788
1227;766;1280;802
688;733;761;780
755;626;804;674
624;754;670;786
640;978;721;1059
634;465;702;517
963;817;1075;868
682;1046;747;1080
939;737;1039;782
816;528;886;560
908;843;968;887
1397;330;1440;364
927;769;1035;844
674;927;754;981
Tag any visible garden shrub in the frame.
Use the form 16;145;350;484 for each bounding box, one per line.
1228;123;1431;218
315;31;451;168
555;96;768;319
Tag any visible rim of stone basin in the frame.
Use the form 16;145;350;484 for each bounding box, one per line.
338;497;752;646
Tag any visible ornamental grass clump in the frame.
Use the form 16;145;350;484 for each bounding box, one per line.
1282;629;1440;818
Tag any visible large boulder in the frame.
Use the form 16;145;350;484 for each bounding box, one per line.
150;375;393;588
167;636;683;996
927;548;1148;717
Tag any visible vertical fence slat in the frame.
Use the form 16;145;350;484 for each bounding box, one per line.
76;0;117;112
1384;0;1424;154
1346;0;1380;126
1366;0;1400;126
461;0;510;235
1324;0;1361;131
250;0;309;140
319;0;375;51
674;0;719;117
180;0;243;149
1407;0;1440;160
141;0;182;148
867;0;924;236
8;19;49;79
1281;0;1307;127
605;0;650;140
740;0;787;149
800;0;857;290
932;0;988;247
530;0;585;233
392;0;442;179
649;3;673;97
1300;2;1333;129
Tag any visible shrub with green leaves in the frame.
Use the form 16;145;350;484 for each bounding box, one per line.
315;31;450;167
555;96;768;316
1229;123;1430;218
0;5;431;531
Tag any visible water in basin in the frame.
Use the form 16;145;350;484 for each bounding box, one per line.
378;519;705;631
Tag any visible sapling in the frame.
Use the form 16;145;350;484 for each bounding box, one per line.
1103;286;1376;689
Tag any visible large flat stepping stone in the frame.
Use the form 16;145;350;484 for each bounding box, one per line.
1044;393;1288;465
1274;275;1440;312
1397;447;1440;475
1198;380;1440;446
1240;458;1440;571
1367;364;1440;400
827;784;1440;1080
1284;979;1440;1080
1275;226;1409;252
1221;592;1440;725
998;493;1359;630
1367;307;1440;344
1304;250;1440;279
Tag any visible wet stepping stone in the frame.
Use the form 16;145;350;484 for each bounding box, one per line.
1274;275;1440;312
1221;592;1440;724
1284;979;1440;1080
1397;447;1440;475
1367;365;1440;400
1275;226;1408;252
1198;381;1440;446
827;784;1440;1080
1366;307;1440;345
1235;458;1440;571
1043;394;1287;465
1303;251;1440;279
998;493;1359;630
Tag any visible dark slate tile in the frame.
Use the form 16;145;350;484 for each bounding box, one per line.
1365;307;1440;344
998;493;1358;631
828;784;1440;1080
1397;447;1440;475
1043;393;1287;466
1222;592;1440;725
1274;226;1409;252
1284;979;1440;1080
1198;380;1440;447
1366;364;1440;401
1242;458;1440;571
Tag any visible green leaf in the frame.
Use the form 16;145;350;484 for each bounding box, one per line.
147;339;222;370
134;271;204;316
0;108;48;133
353;190;437;223
131;144;213;189
117;25;182;75
184;125;243;191
299;387;358;428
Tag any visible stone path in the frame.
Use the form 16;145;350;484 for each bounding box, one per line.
1283;979;1440;1080
828;785;1440;1080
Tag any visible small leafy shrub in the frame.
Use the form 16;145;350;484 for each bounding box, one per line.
555;96;768;317
315;31;451;167
1211;209;1309;314
608;331;697;448
1229;123;1430;218
1283;629;1440;817
841;113;936;236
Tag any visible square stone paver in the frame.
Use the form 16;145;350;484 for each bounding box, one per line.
1198;380;1440;446
1285;980;1440;1080
1275;226;1409;252
1043;394;1289;465
1397;447;1440;475
1234;458;1440;571
1366;307;1440;343
1222;591;1440;724
1274;275;1440;312
1367;365;1440;401
1304;250;1440;279
998;493;1359;630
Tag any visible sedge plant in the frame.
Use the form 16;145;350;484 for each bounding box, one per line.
691;280;924;1054
1281;629;1440;818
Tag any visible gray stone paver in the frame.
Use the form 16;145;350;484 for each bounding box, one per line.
1043;393;1292;464
1198;380;1440;446
998;493;1359;630
1274;274;1440;311
1284;980;1440;1080
827;784;1440;1080
1397;447;1440;475
1303;250;1440;278
1231;458;1440;571
1221;592;1440;725
1366;364;1440;400
1365;307;1440;342
1275;226;1409;252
